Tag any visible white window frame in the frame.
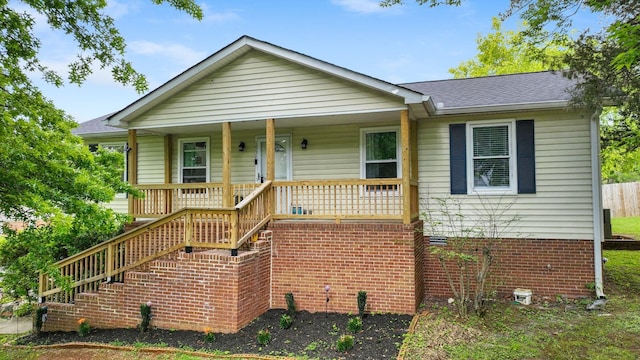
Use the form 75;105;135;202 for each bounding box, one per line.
466;119;517;195
178;137;210;184
360;127;401;193
99;142;128;198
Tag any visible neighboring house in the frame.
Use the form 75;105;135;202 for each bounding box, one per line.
40;36;604;333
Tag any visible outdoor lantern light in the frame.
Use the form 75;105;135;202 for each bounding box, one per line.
238;142;245;151
301;138;308;149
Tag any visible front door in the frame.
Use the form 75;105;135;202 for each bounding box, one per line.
256;135;291;183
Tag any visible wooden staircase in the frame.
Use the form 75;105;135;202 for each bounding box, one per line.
39;181;273;304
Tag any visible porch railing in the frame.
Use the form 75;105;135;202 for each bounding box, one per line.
272;179;404;220
131;183;259;218
39;182;272;304
130;179;409;221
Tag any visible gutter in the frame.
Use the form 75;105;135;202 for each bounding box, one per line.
590;109;606;299
431;100;570;116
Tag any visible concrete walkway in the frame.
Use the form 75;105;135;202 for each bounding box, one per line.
0;316;32;334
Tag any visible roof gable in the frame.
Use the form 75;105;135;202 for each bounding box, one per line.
107;35;425;127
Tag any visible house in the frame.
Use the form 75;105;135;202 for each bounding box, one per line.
39;36;604;333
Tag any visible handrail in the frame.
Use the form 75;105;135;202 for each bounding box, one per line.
40;182;274;304
235;181;272;249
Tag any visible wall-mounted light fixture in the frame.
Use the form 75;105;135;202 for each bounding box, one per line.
238;142;245;152
301;138;308;149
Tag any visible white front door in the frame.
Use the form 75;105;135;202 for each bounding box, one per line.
256;135;292;183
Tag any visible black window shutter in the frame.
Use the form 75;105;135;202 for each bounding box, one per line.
449;124;467;194
88;143;98;152
516;120;536;194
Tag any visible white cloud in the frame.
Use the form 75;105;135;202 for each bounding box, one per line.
331;0;388;14
104;0;137;19
129;40;207;67
199;3;242;23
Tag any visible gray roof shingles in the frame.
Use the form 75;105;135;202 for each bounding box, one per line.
400;71;574;109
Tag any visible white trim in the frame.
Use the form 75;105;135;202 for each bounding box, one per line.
590;112;605;298
178;137;210;183
466;119;517;195
434;100;570;116
255;135;292;182
360;126;401;180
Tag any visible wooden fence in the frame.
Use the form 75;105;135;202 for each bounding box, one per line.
602;182;640;217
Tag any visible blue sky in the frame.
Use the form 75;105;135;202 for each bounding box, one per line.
28;0;603;122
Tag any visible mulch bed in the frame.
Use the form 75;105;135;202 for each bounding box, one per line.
16;309;412;359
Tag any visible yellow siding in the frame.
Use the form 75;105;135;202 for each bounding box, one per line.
170;120;399;184
417;111;595;240
82;135;164;213
130;51;404;128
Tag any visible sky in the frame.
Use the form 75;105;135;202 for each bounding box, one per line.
26;0;605;122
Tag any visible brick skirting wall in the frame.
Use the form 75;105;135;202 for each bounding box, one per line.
268;220;424;315
42;238;271;334
424;238;596;300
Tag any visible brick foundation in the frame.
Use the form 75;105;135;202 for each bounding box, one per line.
268;220;424;315
423;238;596;300
42;237;271;334
41;224;598;334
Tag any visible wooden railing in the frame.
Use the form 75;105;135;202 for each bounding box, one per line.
39;182;272;303
131;183;259;218
272;179;404;220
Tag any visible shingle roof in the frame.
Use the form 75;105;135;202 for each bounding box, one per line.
72;113;125;136
400;71;574;109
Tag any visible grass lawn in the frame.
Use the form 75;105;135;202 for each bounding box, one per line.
612;216;640;238
400;250;640;360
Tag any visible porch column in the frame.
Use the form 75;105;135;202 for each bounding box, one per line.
266;118;275;181
410;118;419;221
127;129;138;217
401;110;411;224
163;135;173;214
222;122;232;208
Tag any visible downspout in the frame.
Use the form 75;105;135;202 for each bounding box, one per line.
590;110;606;299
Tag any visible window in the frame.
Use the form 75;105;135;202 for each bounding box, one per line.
467;121;516;194
99;143;128;182
361;127;400;179
449;119;536;195
361;127;401;192
179;138;209;183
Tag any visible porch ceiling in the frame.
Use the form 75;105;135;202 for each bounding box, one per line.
134;109;403;135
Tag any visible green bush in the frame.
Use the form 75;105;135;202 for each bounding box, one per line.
336;334;354;352
347;317;362;333
285;292;296;314
357;291;367;318
257;329;271;345
279;314;293;329
14;302;34;317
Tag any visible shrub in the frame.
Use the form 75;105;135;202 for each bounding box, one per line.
357;291;367;318
257;329;271;345
336;334;354;352
14;302;35;317
140;302;152;332
347;317;362;333
35;306;47;333
77;318;90;336
279;314;293;329
203;327;215;342
285;292;296;314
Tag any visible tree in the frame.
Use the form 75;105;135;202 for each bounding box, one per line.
448;17;566;78
381;0;640;117
0;1;202;300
